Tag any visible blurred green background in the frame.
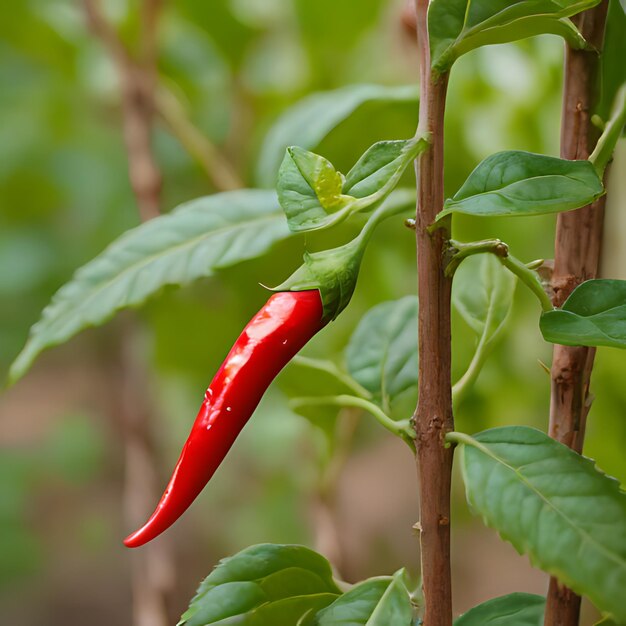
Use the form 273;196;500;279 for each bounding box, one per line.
1;1;624;624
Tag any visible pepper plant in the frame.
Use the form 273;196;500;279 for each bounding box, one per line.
7;1;626;625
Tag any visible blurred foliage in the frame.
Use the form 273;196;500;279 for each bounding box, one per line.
0;0;624;623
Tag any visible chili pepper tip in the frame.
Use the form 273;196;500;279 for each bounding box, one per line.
123;522;154;548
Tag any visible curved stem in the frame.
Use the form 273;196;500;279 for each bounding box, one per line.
452;311;494;408
156;88;242;191
445;238;508;276
290;356;372;399
589;83;626;176
444;431;476;447
499;255;553;313
290;395;415;451
448;239;553;313
356;191;416;247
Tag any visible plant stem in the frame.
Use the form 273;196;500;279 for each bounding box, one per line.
289;395;415;449
290;356;373;399
314;408;360;578
589;83;626;176
444;431;476;447
83;3;173;624
447;238;552;312
156;88;243;191
413;2;454;625
545;4;610;626
445;238;508;276
452;308;495;408
84;0;162;222
499;256;553;313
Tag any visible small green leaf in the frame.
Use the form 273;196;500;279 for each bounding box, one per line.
438;151;604;220
343;140;420;199
256;84;419;187
278;138;426;233
346;297;418;413
9;190;290;384
454;593;545;626
428;0;599;73
277;147;350;232
596;620;626;626
453;427;626;622
315;570;414;626
540;279;626;348
453;253;516;341
180;544;341;626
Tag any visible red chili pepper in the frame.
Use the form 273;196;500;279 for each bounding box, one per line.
124;290;325;548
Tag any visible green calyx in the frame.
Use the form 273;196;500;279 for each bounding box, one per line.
272;189;415;323
273;238;364;323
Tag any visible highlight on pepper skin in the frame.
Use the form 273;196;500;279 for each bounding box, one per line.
123;290;325;548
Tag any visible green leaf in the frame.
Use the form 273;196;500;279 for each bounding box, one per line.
453;253;516;341
241;594;339;626
8;190;290;384
454;593;545;626
540;279;626;348
596;620;626;626
315;570;414;625
437;151;604;220
277;147;350;231
278;138;426;233
342;141;420;199
428;0;599;73
180;544;341;626
453;426;626;622
256;84;419;187
346;296;418;413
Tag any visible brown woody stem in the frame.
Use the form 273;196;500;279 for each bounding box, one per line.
545;3;609;626
83;0;162;222
83;2;174;624
413;2;454;625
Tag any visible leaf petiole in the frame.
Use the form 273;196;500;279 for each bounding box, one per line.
290;356;372;399
445;239;508;277
447;239;553;313
289;395;416;451
452;312;495;408
589;83;626;176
